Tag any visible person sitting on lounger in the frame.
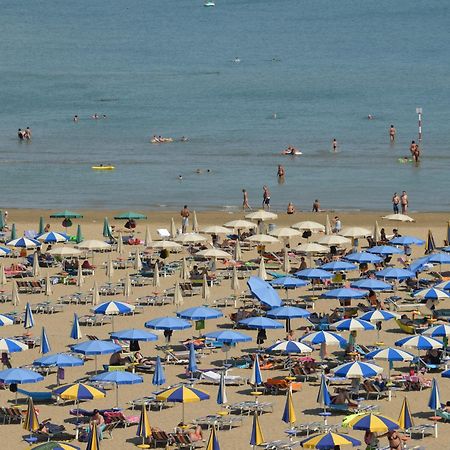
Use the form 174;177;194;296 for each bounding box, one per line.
331;388;358;408
188;425;203;442
89;409;105;439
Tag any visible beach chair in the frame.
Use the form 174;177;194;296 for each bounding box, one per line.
199;370;246;385
104;411;139;427
362;380;388;400
16;388;54;403
151;430;171;447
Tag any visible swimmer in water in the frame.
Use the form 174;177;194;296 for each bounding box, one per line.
272;113;277;119
332;138;337;152
178;175;183;180
389;125;396;143
73;115;79;122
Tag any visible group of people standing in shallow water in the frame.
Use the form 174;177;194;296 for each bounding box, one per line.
17;127;31;140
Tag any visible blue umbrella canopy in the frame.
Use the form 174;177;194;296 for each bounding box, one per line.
206;426;221;450
0;246;12;256
389;236;424;246
435;280;450;291
395;335;443;350
321;288;368;300
331;318;375;331
91;371;143;384
24;302;35;329
375;267;415;280
320;261;357;271
423;324;450;338
359;310;398;322
40;327;51;354
216;372;227;405
34;353;84;367
247;276;282;308
152;356;166;386
71;340;122;355
367;245;403;255
333;361;383;378
204;330;252;344
317;373;331;408
365;347;414;362
177;306;223;321
413;287;450;300
301;331;347;347
408;255;432;273
110;329;158;341
145;316;192;330
428;378;441;411
0;338;28;353
239;316;283;329
266;306;310;319
70;313;82;340
93;301;134;315
37;231;68;243
270;277;309;288
350;278;391;290
398;398;414;430
344;252;383;264
188;343;197;374
295;268;333;279
266;340;313;354
250;354;263;387
7;237;41;248
0;368;44;384
0;314;14;326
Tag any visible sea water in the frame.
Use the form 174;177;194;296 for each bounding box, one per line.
0;0;449;211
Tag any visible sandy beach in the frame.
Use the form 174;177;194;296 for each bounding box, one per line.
0;208;449;449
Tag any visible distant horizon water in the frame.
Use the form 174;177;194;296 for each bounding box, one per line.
1;0;450;212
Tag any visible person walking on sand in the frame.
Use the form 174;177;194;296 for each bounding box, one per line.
332;138;337;152
389;125;396;143
392;192;400;214
180;205;190;233
400;191;408;214
262;185;271;210
242;189;251;210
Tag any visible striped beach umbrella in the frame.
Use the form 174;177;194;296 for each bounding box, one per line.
428;378;441;412
0;314;14;326
348;413;399;432
156;385;210;423
301;432;361;449
359;310;399;322
136;406;152;448
365;347;414;362
423;324;450;338
24;302;35;329
413;287;450;301
206;426;220;450
0;338;28;353
93;301;135;331
300;331;347;347
395;335;443;350
317;373;331;412
250;354;263;390
333;361;383;379
40;327;51;354
54;383;105;403
152;356;166;386
250;412;264;448
31;443;80;449
86;422;99;450
217;371;228;405
0;247;11;257
23;396;39;433
281;387;296;426
331;318;375;331
7;237;41;249
70;313;82;340
266;340;313;354
37;232;68;243
398;398;414;430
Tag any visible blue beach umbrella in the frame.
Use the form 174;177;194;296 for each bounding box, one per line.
331;318;375;331
395;335;443;351
70;313;82;340
0;368;44;384
91;370;143;407
266;306;310;319
435;280;450;291
177;306;223;321
350;278;391;291
247;276;282;308
86;422;100;450
71;340;122;373
389;236;424;246
0;338;28;353
428;378;441;412
320;261;357;271
136;407;152;448
145;316;192;330
423;324;450;338
266;340;313;354
250;354;263;390
427;253;450;265
270;276;309;287
7;237;41;249
34;353;84;367
359;309;398;323
344;252;383;264
216;371;227;405
238;316;283;329
110;328;158;342
0;314;14;326
375;267;415;280
152;356;166;386
413;287;450;301
301;331;347;347
295;268;333;279
367;245;403;255
37;232;68;243
40;327;51;354
0;246;12;256
333;361;383;378
93;301;134;315
317;373;331;415
321;288;368;300
188;343;197;375
204;330;251;364
24;302;35;329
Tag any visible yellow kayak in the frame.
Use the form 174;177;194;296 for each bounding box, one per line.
92;166;115;170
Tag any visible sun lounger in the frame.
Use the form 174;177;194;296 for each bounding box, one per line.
151;430;171;447
104;411;139;427
262;440;301;450
405;424;435;439
17;388;54;403
168;432;202;449
436;409;450;422
0;407;24;424
199;370;246;385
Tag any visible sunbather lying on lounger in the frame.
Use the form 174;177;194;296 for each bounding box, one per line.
331;388;358;408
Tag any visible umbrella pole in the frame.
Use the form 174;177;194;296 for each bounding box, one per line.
182;402;185;425
95;355;98;374
116;384;119;408
112;315;115;332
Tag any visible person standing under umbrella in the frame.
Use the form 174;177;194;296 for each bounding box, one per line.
180;206;190;233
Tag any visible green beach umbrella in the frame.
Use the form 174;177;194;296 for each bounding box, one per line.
103;217;110;238
0;211;4;230
10;223;17;240
114;211;147;220
75;225;83;244
50;210;83;219
38;217;45;235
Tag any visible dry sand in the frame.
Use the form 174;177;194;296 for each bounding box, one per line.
0;209;449;449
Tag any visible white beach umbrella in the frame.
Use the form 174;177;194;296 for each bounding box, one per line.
382;214;415;222
174;282;184;308
149;241;183;250
202;274;210;304
144;226;152;246
0;265;6;286
231;266;240;293
223;219;257;230
134;251;142;271
282;247;291;273
175;233;207;244
246;234;280;244
77;240;111;251
77;260;84;287
292;221;325;233
106;254;115;281
124;273;132;298
270;227;301;239
373;221;381;242
45;273;52;297
180;258;190;281
48;247;82;257
32;252;41;278
92;281;100;306
170;218;176;238
153;264;160;288
245;210;278;221
316;235;351;246
295;243;329;254
12;281;20;306
117;232;124;255
325;215;332;235
37;232;68;243
192;211;199;232
197;248;232;259
201;225;230;235
339;227;371;238
258;257;268;280
234;240;242;261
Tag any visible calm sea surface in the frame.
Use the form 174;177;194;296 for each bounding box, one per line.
1;0;450;211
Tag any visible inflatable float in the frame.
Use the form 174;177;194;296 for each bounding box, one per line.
92;165;115;170
151;137;174;144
